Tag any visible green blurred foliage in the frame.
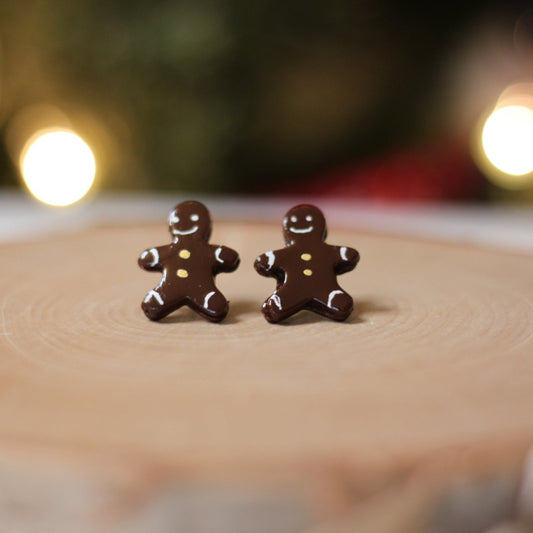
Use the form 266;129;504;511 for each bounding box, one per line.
0;0;504;192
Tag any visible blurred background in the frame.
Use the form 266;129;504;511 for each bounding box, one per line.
0;5;532;532
1;0;533;207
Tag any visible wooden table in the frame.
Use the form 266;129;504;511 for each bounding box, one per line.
0;197;532;532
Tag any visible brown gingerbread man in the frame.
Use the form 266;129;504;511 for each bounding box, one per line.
139;201;240;322
254;204;359;323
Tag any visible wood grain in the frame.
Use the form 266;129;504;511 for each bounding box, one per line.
0;221;532;531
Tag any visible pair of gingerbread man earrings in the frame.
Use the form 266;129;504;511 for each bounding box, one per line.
138;201;360;323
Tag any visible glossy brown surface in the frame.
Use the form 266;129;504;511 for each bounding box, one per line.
254;205;359;322
139;201;240;321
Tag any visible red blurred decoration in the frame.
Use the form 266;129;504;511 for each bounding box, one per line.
280;141;485;202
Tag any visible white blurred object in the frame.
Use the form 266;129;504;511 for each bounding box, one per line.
20;130;96;206
0;191;532;254
481;105;533;182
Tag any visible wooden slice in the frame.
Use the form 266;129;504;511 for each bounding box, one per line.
0;221;532;531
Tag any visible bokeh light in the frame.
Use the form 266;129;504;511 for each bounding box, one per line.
480;105;533;189
20;130;96;206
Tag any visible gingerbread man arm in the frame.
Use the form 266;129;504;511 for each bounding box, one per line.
333;245;360;274
138;245;169;272
254;249;285;278
212;245;240;273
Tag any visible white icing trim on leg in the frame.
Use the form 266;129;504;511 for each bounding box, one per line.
145;289;164;306
204;290;216;308
327;290;343;309
265;251;275;269
271;294;282;310
340;246;348;261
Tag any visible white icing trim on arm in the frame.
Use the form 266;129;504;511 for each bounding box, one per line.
265;251;275;269
215;247;224;263
340;246;348;261
142;248;159;267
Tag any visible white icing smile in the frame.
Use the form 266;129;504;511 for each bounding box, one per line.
289;226;313;234
172;225;199;235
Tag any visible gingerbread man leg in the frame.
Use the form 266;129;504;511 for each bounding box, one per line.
262;288;308;323
188;287;229;323
141;287;185;321
309;287;353;321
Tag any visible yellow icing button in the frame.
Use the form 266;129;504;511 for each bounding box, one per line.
303;269;313;276
301;253;311;261
179;249;191;259
177;269;189;278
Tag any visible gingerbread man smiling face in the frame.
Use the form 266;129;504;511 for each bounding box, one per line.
139;201;240;322
283;204;327;243
255;204;360;323
168;201;210;241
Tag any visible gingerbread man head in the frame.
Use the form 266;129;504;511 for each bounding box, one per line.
168;200;211;242
282;204;327;245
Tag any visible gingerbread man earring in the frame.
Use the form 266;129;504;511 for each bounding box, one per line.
139;201;240;322
254;204;359;323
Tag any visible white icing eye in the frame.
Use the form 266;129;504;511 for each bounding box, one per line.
290;215;297;223
305;215;312;221
169;212;179;224
190;214;199;221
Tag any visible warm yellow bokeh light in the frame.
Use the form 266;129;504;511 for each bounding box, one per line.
481;105;533;186
20;130;96;206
